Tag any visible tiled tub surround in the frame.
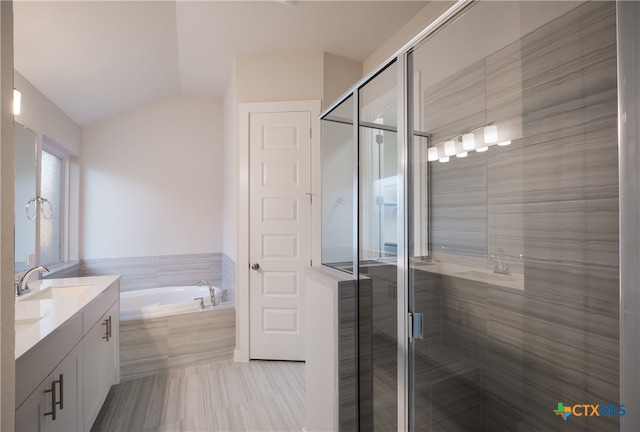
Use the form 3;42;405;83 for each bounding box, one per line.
119;307;236;381
81;252;236;303
222;252;236;303
82;252;222;290
82;252;238;381
410;2;619;432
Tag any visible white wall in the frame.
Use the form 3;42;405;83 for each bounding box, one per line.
222;62;237;264
236;52;324;103
81;94;223;258
13;71;82;264
323;52;361;109
363;1;454;75
14;71;82;155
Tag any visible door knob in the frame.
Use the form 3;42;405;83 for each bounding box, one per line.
251;263;260;270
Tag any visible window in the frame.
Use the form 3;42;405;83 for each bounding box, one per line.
38;136;72;268
40;149;64;266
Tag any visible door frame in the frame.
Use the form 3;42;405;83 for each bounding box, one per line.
236;100;321;362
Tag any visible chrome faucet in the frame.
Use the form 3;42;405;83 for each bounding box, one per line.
489;254;511;276
198;279;216;306
16;266;49;296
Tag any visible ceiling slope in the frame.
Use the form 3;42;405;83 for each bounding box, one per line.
14;1;427;127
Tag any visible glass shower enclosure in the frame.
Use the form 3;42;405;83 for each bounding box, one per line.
321;1;629;431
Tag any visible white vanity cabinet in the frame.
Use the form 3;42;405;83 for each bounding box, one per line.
15;276;120;432
83;300;119;430
16;342;83;432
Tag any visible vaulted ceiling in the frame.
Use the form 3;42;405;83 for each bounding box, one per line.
13;1;427;127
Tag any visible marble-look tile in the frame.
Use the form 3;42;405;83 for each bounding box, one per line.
514;92;618;203
337;279;358;431
158;252;222;288
410;3;619;431
81;252;224;292
119;317;169;381
423;59;487;144
520;2;616;116
521;198;618;268
519;381;589;432
486;39;523;124
413;274;442;356
82;256;158;291
222;253;236;304
120;308;236;381
358;278;375;432
92;360;305;432
441;274;487;305
430;369;483;432
430;154;487;257
167;308;235;370
522;261;618;339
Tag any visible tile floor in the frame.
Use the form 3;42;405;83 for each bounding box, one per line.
91;359;305;432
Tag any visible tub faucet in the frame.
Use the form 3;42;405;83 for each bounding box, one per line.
198;279;216;306
16;266;49;296
489;253;511;276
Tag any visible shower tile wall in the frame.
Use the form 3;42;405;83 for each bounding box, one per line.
417;2;618;431
81;252;224;292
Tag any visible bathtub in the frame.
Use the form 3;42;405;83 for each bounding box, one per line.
119;285;231;321
119;284;236;380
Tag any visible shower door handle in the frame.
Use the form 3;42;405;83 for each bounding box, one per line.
409;312;424;341
251;263;260;270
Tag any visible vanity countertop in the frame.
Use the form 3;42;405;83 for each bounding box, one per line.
15;275;120;360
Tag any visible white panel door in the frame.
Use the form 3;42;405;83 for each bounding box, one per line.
249;111;311;360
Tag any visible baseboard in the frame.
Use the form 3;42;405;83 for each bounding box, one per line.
234;348;250;362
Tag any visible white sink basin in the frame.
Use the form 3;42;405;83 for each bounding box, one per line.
22;284;93;301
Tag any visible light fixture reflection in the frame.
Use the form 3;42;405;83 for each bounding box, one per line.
462;133;475;151
439;156;450;163
427;147;439;161
455;141;467;158
498;140;512;146
484;125;498;143
444;140;456;156
476;146;488;152
13;89;21;115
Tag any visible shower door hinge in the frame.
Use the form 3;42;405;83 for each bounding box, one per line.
409;312;424;341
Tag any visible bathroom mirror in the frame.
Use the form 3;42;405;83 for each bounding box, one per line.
14;122;37;273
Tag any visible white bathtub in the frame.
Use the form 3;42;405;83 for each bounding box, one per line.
120;285;231;321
